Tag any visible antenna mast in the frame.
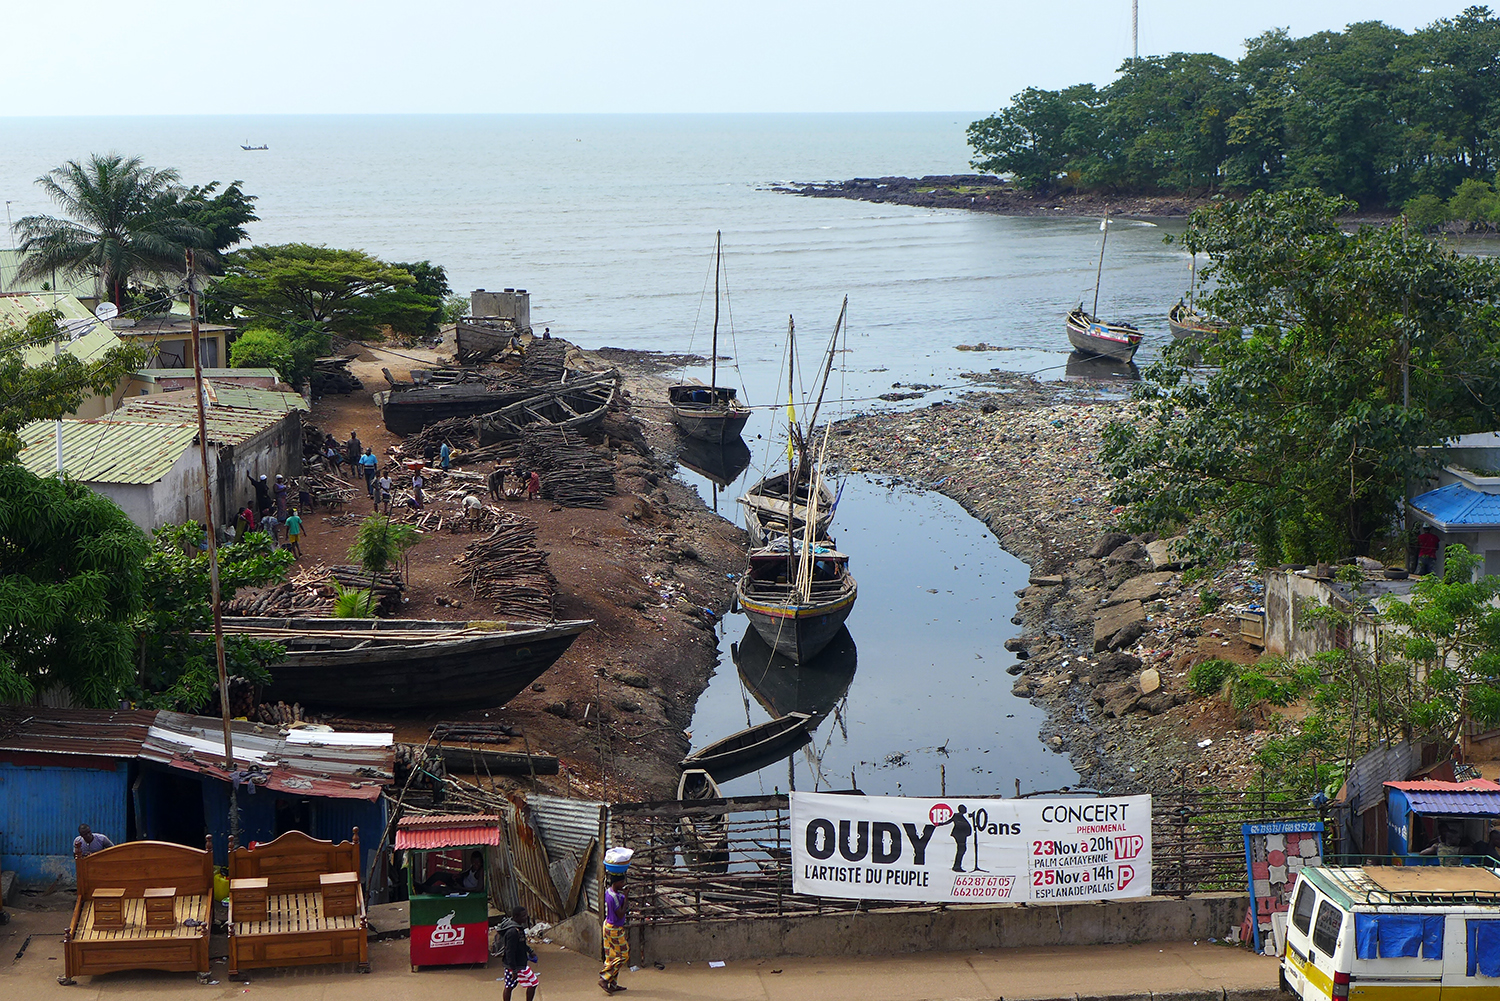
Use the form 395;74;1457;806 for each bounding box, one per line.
1132;0;1139;60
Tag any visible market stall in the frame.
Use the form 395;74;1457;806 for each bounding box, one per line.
395;814;501;970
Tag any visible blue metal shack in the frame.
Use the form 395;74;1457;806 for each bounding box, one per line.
0;708;157;884
1385;778;1500;862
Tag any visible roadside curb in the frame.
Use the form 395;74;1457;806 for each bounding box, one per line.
1022;991;1280;1001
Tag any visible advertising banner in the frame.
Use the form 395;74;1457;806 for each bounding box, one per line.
790;791;1151;904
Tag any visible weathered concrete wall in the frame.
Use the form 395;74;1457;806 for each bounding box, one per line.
88;443;215;532
1263;571;1377;660
627;892;1248;964
218;412;303;524
549;910;602;959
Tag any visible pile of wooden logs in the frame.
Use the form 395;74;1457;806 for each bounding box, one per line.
226;563;404;617
311;356;362;396
404;416;478;456
521;428;616;509
254;701;309;726
522;337;569;383
451;514;557;620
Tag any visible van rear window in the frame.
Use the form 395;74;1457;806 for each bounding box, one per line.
1292;883;1316;934
1313;901;1343;955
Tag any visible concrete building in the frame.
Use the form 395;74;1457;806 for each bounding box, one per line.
111;314;235;369
1409;468;1500;578
15;419;211;531
470;287;531;328
1262;569;1417;661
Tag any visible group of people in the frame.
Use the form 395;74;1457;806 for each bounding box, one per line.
486;461;542;503
241;470;308;557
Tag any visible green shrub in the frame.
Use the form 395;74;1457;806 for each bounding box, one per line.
1199;588;1225;615
1403;193;1451;231
229;326;293;380
1188;658;1239;696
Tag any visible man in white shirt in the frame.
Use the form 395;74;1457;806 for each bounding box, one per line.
74;824;113;858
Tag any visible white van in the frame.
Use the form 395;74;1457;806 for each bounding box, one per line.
1282;864;1500;999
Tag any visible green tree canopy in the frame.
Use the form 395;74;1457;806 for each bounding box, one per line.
228;323;330;387
970;6;1500;206
1101;189;1500;563
0;310;147;460
215;244;441;339
0;463;151;706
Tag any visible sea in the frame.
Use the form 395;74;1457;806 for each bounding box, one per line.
0;114;1196;796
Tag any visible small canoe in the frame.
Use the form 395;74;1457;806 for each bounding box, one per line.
739;470;836;547
681;712;813;779
1168;300;1228;340
669;383;751;444
1066;306;1142;363
676;769;730;873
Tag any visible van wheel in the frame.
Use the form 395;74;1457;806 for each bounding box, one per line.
1280;967;1296;995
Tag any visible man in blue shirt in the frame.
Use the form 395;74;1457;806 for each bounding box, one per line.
358;449;378;497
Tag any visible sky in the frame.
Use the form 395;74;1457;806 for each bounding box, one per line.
2;0;1481;115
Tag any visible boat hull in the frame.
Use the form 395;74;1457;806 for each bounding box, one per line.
681;713;814;782
1065;309;1141;363
739;473;836;547
250;618;592;712
671;406;750;444
737;579;857;662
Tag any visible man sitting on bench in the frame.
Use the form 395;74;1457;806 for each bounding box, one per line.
415;850;485;894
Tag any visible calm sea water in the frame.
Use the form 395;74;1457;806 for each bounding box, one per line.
0;115;1191;793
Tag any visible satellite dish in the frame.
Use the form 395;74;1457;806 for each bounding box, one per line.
94;302;118;322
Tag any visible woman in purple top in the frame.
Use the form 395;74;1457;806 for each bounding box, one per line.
600;874;628;993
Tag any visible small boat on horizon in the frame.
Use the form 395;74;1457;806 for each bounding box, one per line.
669;233;750;443
240;142;269;151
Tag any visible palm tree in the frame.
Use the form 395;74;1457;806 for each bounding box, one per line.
15;154;207;306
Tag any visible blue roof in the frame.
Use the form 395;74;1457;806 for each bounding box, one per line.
1389;781;1500;816
1409;483;1500;531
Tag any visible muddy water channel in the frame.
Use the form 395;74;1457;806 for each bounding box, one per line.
680;470;1080;798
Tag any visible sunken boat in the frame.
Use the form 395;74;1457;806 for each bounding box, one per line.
735;538;857;662
681;712;813;781
676;768;730;873
218;617;592;712
475;369;620;444
734;623;857;723
377;383;534;436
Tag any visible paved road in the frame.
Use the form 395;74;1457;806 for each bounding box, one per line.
1;904;1280;1000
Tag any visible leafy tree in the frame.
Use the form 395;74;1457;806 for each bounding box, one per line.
14;154;209;306
215;244;441;339
155;180;259;262
1446;177;1498;230
1102;189;1500;563
136;522;293;711
0;310;147;460
0;463;151;706
390;260;451;333
1404;193;1452;231
228;323;329;387
349;516;420;598
967;85;1103;193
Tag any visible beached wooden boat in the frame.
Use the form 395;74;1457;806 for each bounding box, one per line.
736;539;857;662
739;470;836;547
1066;306;1142;363
377;383;534;435
475;369;619;443
681;712;813;778
669;233;751;444
1167;300;1228;340
676;769;730;874
735;623;857;723
214;617;592;712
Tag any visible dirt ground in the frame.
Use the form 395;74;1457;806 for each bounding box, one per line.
279;340;744;800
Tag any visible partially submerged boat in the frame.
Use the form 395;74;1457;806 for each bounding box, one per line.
735;623;856;723
475;369;620;443
681;712;814;781
735;537;857;662
669;232;751;443
676;768;730;874
215;617;592;712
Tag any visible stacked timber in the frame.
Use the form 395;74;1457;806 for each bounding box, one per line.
522;337;569;383
521;428;616;509
311;357;362;396
452;515;557;620
226;564;404;617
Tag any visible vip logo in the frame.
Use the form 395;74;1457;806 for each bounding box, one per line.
429;911;466;948
1114;835;1145;861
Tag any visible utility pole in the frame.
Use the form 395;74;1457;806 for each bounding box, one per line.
1133;0;1139;61
187;248;239;849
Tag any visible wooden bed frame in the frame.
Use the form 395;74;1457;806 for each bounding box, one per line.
226;829;370;977
62;838;214;984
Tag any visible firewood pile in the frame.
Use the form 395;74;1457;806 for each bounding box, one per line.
311;356;362;396
521;428;616;509
452;514;557;620
254;701;310;726
404;416;478;455
304;466;357;508
226;563;405;617
522;337;569;382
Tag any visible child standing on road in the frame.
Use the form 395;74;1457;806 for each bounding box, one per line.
498;906;539;1001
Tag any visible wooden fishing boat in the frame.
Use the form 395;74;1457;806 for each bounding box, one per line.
669;233;751;443
1167;300;1228;339
377;383;534;436
735;539;857;662
475;369;620;443
739;470;836;547
1066;306;1142;363
676;769;730;874
676;435;752;488
734;623;856;723
681;712;813;778
214;617;592;712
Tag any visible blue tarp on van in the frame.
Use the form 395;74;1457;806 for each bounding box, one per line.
1355;914;1443;959
1467;920;1500;977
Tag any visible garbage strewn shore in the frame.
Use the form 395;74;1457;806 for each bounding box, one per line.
829;373;1281;794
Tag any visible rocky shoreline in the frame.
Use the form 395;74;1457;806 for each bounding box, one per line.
775;174;1210;219
828;371;1276;796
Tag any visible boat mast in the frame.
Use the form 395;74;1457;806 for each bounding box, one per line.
1188;252;1196;311
784;316;798;583
1092;213;1110;317
803;296;847;445
711;231;720;391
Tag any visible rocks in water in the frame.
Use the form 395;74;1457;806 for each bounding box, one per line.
1139;667;1161;694
1093;599;1146;652
1088;532;1131;558
1004;636;1029;656
1107;571;1176;606
1007;662;1026;676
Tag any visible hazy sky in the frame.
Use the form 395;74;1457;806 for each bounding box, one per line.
4;1;1480;115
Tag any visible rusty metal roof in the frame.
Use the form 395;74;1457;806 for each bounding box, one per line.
0;707;159;759
114;395;289;445
1387;779;1500;815
396;814;503;850
17;419;198;484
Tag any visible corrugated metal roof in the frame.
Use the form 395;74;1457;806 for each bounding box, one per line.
141;711;392;801
1410;483;1500;530
529;794;606;914
0;707;159;758
150;385;303;414
16;419;198;484
115;315;236;335
0;249;97;298
1347;741;1421;814
396;814;503;850
1;291;125;366
114;395;288;445
1387;779;1500;815
136;368;279;380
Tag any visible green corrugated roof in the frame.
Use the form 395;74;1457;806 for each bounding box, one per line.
135;368;280;380
114;393;291;445
17;419;197;484
0;250;97;299
0;291;124;366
